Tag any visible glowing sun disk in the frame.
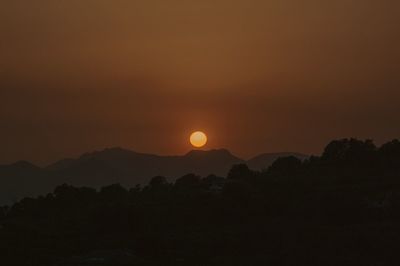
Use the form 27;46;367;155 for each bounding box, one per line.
190;131;207;148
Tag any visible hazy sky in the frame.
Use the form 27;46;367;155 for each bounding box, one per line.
1;0;400;165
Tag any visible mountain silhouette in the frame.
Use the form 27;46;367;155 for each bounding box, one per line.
0;161;52;204
0;148;307;204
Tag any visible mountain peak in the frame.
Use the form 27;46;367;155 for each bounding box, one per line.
185;149;235;157
80;147;137;159
8;160;41;170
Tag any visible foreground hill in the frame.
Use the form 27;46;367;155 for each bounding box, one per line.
0;148;307;204
1;138;400;266
247;152;308;170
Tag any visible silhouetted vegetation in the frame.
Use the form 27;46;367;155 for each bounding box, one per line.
2;138;400;265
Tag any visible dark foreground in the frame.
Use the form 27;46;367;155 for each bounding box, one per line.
1;138;400;266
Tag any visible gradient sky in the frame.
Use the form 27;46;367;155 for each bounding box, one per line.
1;0;400;165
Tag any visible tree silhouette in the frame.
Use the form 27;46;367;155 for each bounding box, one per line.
1;138;400;266
175;174;201;188
267;156;302;175
227;164;253;180
149;176;168;188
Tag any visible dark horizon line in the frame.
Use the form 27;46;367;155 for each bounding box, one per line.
0;146;310;168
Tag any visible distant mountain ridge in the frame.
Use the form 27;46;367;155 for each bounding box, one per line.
0;148;308;204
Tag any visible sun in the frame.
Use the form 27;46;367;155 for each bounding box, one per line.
190;131;207;148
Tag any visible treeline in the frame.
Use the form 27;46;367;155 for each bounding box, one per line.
1;138;400;266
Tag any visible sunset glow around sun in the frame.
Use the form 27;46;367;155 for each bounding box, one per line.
190;131;207;148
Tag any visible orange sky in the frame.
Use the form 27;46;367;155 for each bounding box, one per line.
1;0;400;165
